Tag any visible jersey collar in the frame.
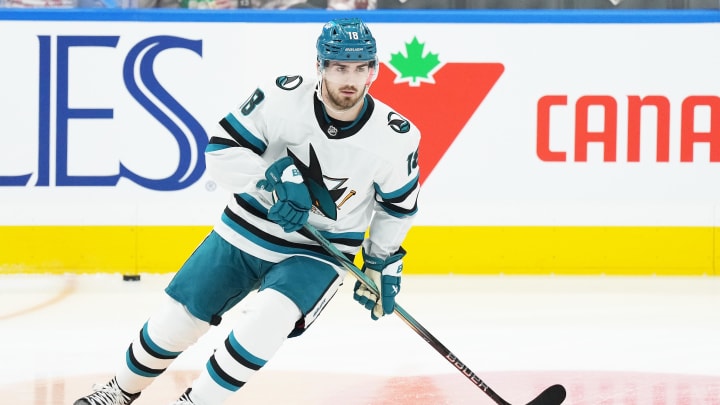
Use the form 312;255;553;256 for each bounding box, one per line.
313;92;375;139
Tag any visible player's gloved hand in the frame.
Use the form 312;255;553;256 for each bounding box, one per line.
256;156;312;233
353;246;406;320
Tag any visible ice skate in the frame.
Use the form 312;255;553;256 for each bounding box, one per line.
169;388;195;405
73;377;140;405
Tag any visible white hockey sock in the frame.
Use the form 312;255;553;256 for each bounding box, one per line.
116;296;210;394
189;288;301;405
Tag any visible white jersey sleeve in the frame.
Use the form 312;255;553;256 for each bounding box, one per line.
205;87;275;200
362;101;421;260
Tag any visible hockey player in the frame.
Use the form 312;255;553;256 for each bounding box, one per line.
73;17;420;405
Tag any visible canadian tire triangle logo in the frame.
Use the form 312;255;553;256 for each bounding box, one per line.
371;37;504;185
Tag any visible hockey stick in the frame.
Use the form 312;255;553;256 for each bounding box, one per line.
303;223;566;405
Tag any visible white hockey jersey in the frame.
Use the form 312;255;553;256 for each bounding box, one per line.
205;74;420;268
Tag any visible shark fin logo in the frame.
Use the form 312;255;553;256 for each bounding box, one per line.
388;112;410;133
287;145;346;220
373;37;504;185
276;75;303;91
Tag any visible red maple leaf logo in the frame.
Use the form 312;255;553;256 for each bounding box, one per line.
370;41;504;185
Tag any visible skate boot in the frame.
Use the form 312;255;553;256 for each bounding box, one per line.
170;388;195;405
73;377;140;405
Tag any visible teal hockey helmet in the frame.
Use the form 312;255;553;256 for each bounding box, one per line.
316;18;377;66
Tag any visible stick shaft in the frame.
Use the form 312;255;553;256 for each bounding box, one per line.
303;224;511;405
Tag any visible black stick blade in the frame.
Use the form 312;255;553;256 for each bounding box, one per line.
525;384;567;405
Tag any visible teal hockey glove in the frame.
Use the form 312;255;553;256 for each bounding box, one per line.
257;156;312;233
353;246;406;320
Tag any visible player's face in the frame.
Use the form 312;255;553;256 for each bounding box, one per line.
321;61;373;109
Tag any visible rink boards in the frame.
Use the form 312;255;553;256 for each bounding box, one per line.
0;225;716;275
1;9;719;275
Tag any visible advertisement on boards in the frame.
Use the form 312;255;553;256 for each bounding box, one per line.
1;11;720;274
1;16;719;228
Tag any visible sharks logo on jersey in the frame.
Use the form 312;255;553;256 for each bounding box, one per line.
287;144;349;221
387;112;410;133
276;75;304;91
